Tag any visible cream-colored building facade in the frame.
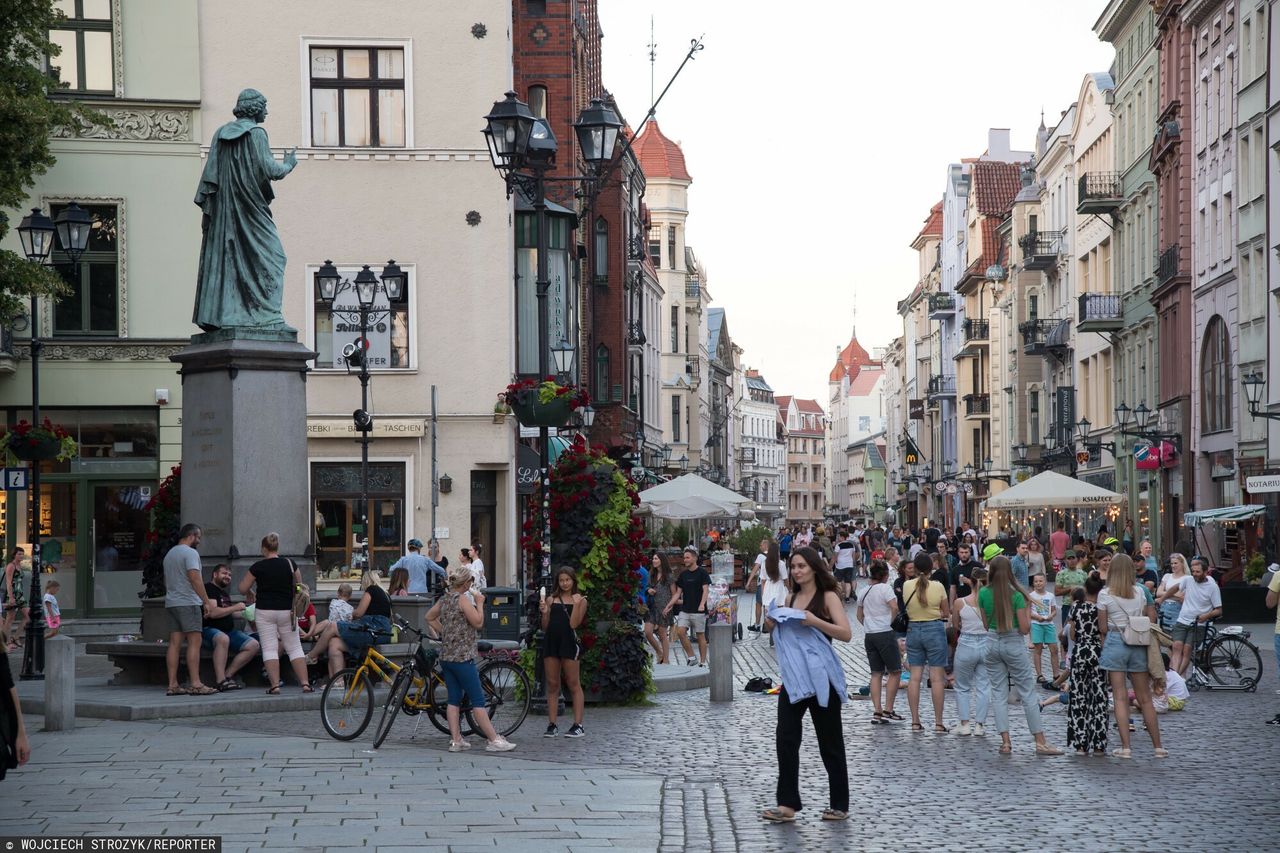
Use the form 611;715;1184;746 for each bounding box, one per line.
199;1;517;583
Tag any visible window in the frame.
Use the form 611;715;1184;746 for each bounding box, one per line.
52;203;118;335
670;305;679;352
312;263;411;369
1029;390;1040;445
667;226;677;270
49;0;114;94
595;344;610;404
858;416;871;432
527;85;547;119
593;217;608;281
309;46;405;147
671;395;681;443
515;211;574;374
526;0;547;14
1201;315;1232;432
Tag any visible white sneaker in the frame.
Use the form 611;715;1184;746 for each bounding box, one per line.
972;723;985;737
448;740;471;752
957;722;971;736
485;738;517;752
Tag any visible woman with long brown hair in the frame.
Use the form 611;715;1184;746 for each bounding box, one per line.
1098;554;1166;758
540;566;587;738
761;546;851;824
644;552;675;663
979;556;1063;755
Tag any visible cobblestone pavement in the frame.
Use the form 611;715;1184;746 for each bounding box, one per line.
6;593;1280;851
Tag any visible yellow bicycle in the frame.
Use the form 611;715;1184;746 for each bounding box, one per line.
319;618;530;746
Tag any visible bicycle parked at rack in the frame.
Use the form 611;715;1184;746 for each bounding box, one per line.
319;618;530;747
1185;620;1263;692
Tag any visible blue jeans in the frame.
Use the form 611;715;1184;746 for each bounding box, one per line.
906;621;948;668
985;631;1044;736
953;633;990;725
440;659;486;708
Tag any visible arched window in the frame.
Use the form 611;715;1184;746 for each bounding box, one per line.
594;344;610;403
527;85;547;119
593;217;608;281
1201;315;1231;433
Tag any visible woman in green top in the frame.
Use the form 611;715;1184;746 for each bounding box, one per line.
979;556;1063;756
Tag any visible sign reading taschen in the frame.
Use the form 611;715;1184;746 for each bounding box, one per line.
307;418;425;439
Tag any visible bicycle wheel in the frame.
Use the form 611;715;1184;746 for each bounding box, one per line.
1206;636;1262;689
320;667;374;741
468;659;531;738
372;663;414;748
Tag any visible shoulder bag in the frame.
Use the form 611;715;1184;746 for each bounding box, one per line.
890;586;916;634
289;559;310;629
1115;589;1151;646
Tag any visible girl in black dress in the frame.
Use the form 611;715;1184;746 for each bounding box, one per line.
540;566;588;738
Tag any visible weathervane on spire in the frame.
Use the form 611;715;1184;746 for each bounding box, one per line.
648;16;657;108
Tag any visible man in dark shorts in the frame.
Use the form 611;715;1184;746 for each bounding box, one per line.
202;563;260;691
163;524;214;696
672;547;710;666
858;562;902;722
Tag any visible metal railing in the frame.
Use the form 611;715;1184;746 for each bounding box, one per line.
626;320;646;347
964;393;991;416
1077;172;1122;206
927;293;955;313
1077;293;1122;325
1156;244;1180;286
927;374;956;396
963;318;989;342
685;280;701;300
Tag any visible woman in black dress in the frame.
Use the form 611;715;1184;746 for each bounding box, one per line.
540;566;587;738
644;552;674;664
1066;575;1108;755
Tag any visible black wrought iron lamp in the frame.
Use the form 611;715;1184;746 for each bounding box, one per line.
1242;371;1280;421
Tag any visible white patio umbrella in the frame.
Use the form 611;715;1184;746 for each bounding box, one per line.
983;470;1123;510
636;473;754;519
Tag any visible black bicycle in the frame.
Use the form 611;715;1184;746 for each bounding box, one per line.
1185;620;1263;692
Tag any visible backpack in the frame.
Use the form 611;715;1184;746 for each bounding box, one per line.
744;676;773;693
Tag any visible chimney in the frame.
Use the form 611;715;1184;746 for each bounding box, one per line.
987;128;1012;161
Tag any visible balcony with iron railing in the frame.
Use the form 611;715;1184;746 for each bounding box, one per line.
1019;318;1070;358
626;320;646;348
1077;172;1122;214
1019;230;1064;271
684;355;701;385
1156;244;1180;287
964;393;991;418
1077;292;1122;332
927;292;956;319
926;374;956;400
685;280;702;302
962;318;989;343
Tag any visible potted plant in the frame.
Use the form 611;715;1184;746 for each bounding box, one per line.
493;400;510;424
500;377;589;428
1221;552;1274;623
0;417;78;463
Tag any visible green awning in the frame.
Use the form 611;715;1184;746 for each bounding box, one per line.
1183;505;1267;526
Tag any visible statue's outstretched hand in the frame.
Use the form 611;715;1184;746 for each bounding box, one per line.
284;148;298;169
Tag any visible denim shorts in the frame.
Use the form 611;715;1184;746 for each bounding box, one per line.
201;627;256;654
906;621;948;667
1098;631;1148;672
440;659;486;708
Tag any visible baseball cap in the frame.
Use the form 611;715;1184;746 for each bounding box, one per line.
407;538;424;549
1104;537;1120;548
982;543;1003;562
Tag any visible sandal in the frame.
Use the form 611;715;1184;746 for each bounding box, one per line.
870;712;885;724
883;710;905;722
911;722;925;733
761;808;796;823
821;809;848;821
265;686;281;695
1153;747;1169;758
186;685;217;696
216;679;240;692
998;744;1012;754
165;686;187;696
1035;743;1063;756
301;684;314;694
934;724;949;734
1110;748;1132;759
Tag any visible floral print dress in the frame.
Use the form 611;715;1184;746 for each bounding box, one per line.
1067;600;1108;753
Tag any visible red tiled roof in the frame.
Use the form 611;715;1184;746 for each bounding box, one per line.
796;398;824;414
848;366;884;397
776;395;792;411
634;119;691;182
914;201;943;244
971;160;1023;216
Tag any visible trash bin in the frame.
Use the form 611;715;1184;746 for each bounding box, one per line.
482;586;522;641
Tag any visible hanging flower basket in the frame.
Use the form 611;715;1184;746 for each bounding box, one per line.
499;378;589;429
0;418;78;463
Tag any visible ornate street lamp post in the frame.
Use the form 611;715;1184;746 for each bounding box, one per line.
15;204;89;679
315;260;406;571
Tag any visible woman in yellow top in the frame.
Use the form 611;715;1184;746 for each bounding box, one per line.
902;552;951;733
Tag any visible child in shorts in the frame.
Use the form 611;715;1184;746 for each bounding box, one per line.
42;580;62;637
1028;573;1059;685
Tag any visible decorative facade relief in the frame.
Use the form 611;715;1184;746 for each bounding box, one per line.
52;108;194;142
12;341;186;362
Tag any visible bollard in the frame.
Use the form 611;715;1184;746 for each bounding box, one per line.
43;634;75;731
708;622;733;702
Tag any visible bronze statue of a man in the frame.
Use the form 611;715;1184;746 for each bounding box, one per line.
193;89;297;333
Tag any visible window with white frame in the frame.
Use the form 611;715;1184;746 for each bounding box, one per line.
49;0;115;94
308;44;406;147
311;263;412;370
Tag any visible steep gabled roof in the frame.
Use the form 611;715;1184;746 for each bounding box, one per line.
913;201;944;246
829;335;876;383
848;366;884;397
634;119;691;182
796;399;824;414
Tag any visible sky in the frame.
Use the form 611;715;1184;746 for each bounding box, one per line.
597;1;1116;405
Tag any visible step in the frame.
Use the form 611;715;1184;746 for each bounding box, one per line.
54;618;140;646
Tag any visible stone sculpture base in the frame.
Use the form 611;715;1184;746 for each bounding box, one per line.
171;332;318;589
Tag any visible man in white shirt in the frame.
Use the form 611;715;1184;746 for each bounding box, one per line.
832;528;857;602
857;562;901;722
1169;558;1222;676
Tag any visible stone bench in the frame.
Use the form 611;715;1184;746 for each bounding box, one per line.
140;593;437;641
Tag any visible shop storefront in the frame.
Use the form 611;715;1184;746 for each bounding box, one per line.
4;407;159;618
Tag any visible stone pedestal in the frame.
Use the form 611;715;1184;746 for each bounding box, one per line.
171;334;318;588
708;623;733;702
43;635;75;730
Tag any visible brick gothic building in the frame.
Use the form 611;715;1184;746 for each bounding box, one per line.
512;0;659;460
1151;0;1196;552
